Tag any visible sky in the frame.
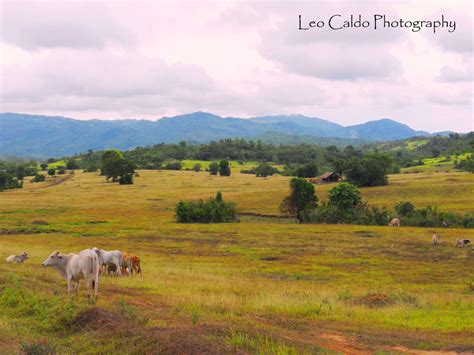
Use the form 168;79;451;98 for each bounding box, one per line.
0;0;472;132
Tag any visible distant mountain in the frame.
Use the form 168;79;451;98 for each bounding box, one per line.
0;112;431;157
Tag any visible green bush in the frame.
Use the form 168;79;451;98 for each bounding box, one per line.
31;173;45;183
164;161;182;170
395;201;415;217
175;192;238;223
328;182;361;212
280;178;318;222
209;161;219;175
255;162;278;177
219;160;231;176
0;171;23;191
193;163;201;172
295;163;319;178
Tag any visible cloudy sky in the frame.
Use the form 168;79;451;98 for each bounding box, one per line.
0;0;472;132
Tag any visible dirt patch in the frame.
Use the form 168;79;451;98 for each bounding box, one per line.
260;256;281;261
69;307;131;332
356;293;395;308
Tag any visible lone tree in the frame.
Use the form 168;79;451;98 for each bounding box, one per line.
219;160;231;176
101;150;135;184
193;163;201;172
40;163;48;171
328;182;361;212
280;177;318;222
47;168;56;176
209;161;219;175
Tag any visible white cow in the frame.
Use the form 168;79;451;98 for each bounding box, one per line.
92;247;122;276
432;234;441;245
388;218;400;227
6;252;29;263
42;249;99;297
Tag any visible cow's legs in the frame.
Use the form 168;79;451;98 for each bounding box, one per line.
67;277;73;296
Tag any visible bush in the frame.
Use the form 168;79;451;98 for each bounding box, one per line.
31;173;45;183
255;162;278;177
47;168;56;176
193;163;201;172
344;154;390;187
240;168;256;174
280;178;318;222
66;159;80;170
0;171;23;191
219;160;231;176
175;192;238;223
164;161;182;170
209;161;219;175
395;201;415;217
328;183;361;212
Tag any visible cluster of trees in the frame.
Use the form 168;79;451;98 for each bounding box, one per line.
0;159;38;191
454;156;474;173
209;160;231;176
175;192;237;223
280;179;473;228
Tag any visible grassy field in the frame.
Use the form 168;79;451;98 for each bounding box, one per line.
1;170;473;353
401;153;472;173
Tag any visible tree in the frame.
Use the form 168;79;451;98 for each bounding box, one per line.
47;168;56;176
209;161;219;175
295;163;319;178
343;154;390;187
193;163;201;172
117;159;135;185
0;171;22;191
40;163;48;171
280;178;318;222
218;160;231;176
101;150;124;181
66;159;80;170
255;162;277;177
328;182;361;212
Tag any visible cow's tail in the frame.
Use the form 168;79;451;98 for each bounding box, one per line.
137;258;141;275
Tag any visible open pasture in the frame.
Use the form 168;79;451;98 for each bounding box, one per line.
0;170;473;353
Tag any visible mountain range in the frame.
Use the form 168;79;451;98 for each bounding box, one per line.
0;112;442;158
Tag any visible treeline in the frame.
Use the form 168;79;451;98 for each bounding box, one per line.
0;159;37;191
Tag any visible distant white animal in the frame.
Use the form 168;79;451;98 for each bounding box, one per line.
432;234;441;245
42;249;99;297
6;252;29;264
441;221;448;228
388;218;400;227
456;239;471;247
92;247;122;276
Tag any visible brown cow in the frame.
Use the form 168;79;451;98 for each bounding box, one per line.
388;218;400;227
121;253;141;275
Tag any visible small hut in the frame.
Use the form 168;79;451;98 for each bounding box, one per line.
320;172;341;183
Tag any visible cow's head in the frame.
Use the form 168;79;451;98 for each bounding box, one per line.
22;252;29;259
42;251;63;267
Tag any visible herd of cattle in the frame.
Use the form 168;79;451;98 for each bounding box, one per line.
5;248;141;298
5;232;472;298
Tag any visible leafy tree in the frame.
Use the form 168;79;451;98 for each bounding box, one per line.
219;160;231;176
117;160;136;185
32;173;45;182
344;154;390;187
66;159;80;170
328;182;361;211
193;163;201;172
295;163;319;178
280;178;318;222
40;163;48;171
164;161;182;170
255;162;277;177
101;150;125;181
209;161;219;175
57;166;66;175
47;168;56;176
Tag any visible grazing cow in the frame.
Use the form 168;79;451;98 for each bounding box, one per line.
456;239;471;247
388;218;400;227
441;221;448;228
432;234;441;245
121;252;141;275
42;249;99;297
6;252;29;264
92;248;122;276
107;263;118;275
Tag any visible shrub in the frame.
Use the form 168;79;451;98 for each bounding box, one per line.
255;162;278;177
328;182;361;212
219;160;231;176
66;159;80;170
240;168;256;174
31;173;45;183
40;163;48;171
209;161;219;175
0;171;23;191
164;161;182;170
47;168;56;176
175;192;237;223
395;201;415;217
280;178;318;222
193;163;201;172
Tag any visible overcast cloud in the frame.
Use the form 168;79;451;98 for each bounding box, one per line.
0;0;472;132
